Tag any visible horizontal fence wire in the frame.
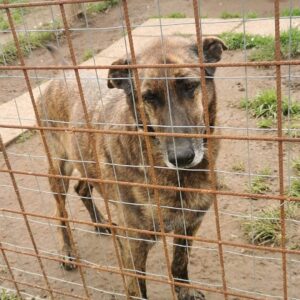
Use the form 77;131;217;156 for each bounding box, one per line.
0;0;300;299
1;60;300;70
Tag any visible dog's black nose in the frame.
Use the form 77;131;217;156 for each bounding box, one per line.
168;148;195;167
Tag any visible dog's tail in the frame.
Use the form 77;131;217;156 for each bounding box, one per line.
45;44;68;65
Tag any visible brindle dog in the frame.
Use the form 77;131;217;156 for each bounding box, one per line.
38;36;226;299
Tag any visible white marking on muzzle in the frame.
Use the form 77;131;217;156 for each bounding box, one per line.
163;141;205;169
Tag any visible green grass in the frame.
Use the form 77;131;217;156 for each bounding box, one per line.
232;161;246;172
249;42;275;62
221;11;241;19
251;28;300;61
259;167;272;176
0;7;27;30
219;32;273;50
290;244;300;250
249;176;271;195
280;28;300;58
82;49;93;61
292;158;300;174
0;21;62;65
217;176;229;190
240;89;300;119
87;0;119;14
246;11;258;19
257;118;273;128
220;11;258;19
289;180;300;199
247;168;273;197
242;204;297;246
0;15;9;30
281;8;300;16
219;28;300;61
286;122;300;137
166;12;186;18
0;289;20;300
15;130;35;144
0;0;28;30
151;12;186;18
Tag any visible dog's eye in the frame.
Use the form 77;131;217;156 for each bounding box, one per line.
177;80;200;98
143;91;160;105
183;81;200;97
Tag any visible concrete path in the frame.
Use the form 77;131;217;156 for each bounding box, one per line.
1;17;299;146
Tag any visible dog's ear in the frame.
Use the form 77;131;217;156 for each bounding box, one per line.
202;37;227;63
107;58;132;93
190;37;227;76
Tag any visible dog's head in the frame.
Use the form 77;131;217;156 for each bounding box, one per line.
107;37;226;169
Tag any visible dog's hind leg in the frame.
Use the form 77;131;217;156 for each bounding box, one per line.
48;158;76;271
172;221;205;300
74;180;110;234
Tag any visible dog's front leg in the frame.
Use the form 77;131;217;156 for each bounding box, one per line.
172;221;205;300
117;232;154;299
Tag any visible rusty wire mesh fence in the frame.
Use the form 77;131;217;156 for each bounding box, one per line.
0;0;300;299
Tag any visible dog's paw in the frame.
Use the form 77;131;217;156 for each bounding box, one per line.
176;287;206;300
60;253;77;271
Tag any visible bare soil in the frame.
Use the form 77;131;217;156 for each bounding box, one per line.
1;0;300;299
1;48;300;299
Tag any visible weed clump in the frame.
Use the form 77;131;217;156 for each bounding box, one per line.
0;5;27;30
281;8;300;17
232;161;246;172
242;205;297;246
257;119;273;129
82;49;93;61
0;21;62;65
289;180;300;199
220;11;258;19
219;28;300;61
166;12;186;18
219;32;273;51
240;89;300;129
87;0;119;13
151;12;186;18
0;289;20;300
292;159;300;174
221;11;241;19
248;176;271;196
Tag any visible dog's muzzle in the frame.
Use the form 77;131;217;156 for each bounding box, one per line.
168;146;195;167
166;138;204;169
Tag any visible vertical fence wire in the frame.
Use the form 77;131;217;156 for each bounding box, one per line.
192;0;228;298
241;0;258;291
274;1;288;299
285;0;294;295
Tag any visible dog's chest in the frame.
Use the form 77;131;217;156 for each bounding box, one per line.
149;191;212;233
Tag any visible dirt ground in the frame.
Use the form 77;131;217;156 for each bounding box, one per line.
1;48;300;299
1;0;300;300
